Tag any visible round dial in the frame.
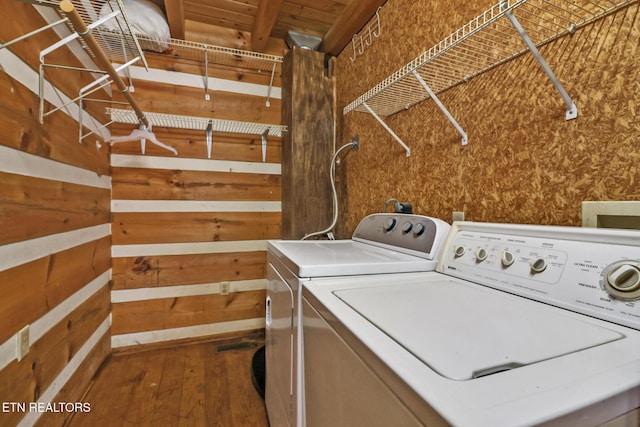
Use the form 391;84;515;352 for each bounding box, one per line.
454;245;466;257
475;248;488;262
604;261;640;300
401;222;413;234
413;223;426;236
529;257;547;273
501;251;515;267
384;217;397;232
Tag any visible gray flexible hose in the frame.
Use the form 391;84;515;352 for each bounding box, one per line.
302;140;357;240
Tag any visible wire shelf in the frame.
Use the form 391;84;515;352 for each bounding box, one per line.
135;35;284;75
107;108;287;137
344;0;633;116
56;0;148;68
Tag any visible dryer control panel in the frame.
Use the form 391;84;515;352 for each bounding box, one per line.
352;213;450;260
438;222;640;331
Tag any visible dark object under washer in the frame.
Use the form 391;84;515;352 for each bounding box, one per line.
251;345;266;399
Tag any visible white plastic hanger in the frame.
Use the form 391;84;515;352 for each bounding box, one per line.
108;125;178;155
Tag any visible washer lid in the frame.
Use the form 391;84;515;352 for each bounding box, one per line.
334;279;624;380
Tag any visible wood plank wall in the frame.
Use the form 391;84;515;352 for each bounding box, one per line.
0;2;111;426
109;52;282;349
336;0;640;236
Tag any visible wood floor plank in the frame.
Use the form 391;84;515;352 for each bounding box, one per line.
178;344;206;427
67;336;267;427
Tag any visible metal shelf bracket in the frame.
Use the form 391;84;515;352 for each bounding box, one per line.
412;70;468;145
362;101;411;157
504;7;578;120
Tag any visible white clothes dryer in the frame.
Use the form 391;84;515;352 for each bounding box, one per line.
265;213;450;427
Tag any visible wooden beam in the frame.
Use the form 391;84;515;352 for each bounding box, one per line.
164;0;185;39
251;0;284;52
321;0;387;56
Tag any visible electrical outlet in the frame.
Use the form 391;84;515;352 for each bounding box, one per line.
452;211;465;222
220;281;230;296
16;325;29;361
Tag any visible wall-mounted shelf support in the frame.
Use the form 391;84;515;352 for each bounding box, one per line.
204;47;211;101
412;70;468;145
205;120;213;158
362;101;411;157
261;128;269;162
266;61;277;107
504;8;577;120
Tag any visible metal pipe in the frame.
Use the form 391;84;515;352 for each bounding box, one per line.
0;17;68;50
59;0;150;129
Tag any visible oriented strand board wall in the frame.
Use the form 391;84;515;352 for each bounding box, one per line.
336;0;640;236
0;2;111;426
110;54;281;348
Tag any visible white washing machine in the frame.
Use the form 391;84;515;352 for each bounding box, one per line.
265;213;451;427
302;221;640;426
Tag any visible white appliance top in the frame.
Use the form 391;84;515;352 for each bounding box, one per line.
268;214;450;278
335;279;623;380
302;222;640;426
268;239;436;277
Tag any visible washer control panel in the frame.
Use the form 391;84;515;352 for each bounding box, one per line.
352;213;451;260
439;222;640;331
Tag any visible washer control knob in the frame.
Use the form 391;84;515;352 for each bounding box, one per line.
475;248;488;262
413;223;426;236
607;264;640;295
529;257;547;273
501;251;515;267
401;222;413;234
384;217;397;232
454;245;466;257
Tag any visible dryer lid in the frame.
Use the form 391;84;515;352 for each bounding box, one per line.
334;279;624;380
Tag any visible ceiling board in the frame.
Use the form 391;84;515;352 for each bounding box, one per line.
165;0;387;55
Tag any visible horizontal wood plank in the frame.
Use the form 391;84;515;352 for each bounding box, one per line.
0;236;111;343
111;79;281;124
111;289;265;334
34;328;111;427
109;123;281;162
0;72;110;176
111;168;281;201
0;172;110;245
112;212;281;244
111;251;267;290
0;285;110;427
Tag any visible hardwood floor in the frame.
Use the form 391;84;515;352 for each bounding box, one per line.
67;335;268;427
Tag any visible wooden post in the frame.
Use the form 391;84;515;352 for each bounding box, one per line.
281;47;335;240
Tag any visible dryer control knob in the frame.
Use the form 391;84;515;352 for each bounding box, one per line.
384;217;397;232
454;245;466;257
401;222;413;234
529;257;547;273
475;248;488;262
501;251;515;267
413;223;426;236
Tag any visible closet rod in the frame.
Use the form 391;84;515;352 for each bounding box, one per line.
59;0;150;129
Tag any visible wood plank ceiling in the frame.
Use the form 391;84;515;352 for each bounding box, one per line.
162;0;388;56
